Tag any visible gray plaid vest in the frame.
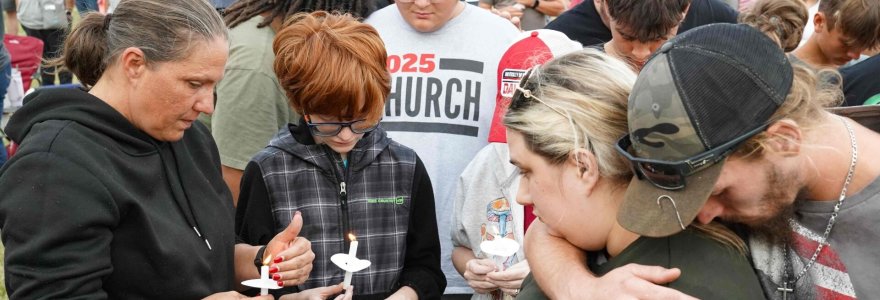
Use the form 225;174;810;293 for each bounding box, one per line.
252;126;416;296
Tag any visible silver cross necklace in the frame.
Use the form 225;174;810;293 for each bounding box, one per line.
778;116;858;300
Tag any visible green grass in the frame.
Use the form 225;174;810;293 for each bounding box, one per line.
1;242;6;299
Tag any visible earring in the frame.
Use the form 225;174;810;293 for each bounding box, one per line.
657;195;686;230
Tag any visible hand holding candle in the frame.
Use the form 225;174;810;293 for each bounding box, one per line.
331;233;371;292
479;227;520;266
243;212;314;293
265;211;315;287
242;254;283;295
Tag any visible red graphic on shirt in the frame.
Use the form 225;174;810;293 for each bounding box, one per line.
387;53;436;73
791;230;856;299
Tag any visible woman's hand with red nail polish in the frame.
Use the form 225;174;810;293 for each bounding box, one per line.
265;211;314;287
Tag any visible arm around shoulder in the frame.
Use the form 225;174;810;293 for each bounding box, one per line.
524;220;592;299
526;221;694;299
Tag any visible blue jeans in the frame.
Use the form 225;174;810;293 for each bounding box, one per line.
76;0;99;16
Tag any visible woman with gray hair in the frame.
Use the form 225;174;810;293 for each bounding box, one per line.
0;0;312;298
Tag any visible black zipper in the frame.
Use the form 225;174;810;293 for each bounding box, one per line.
339;181;351;246
324;146;353;251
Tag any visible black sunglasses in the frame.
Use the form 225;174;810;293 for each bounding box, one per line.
615;124;769;190
305;116;381;137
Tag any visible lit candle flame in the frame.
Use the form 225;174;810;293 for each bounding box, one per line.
349;233;356;241
263;254;273;266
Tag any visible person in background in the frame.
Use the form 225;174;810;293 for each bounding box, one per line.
792;0;880;68
0;26;9;167
365;0;520;296
796;0;820;48
738;0;807;53
211;0;236;14
237;11;445;299
478;0;566;30
2;0;17;34
207;0;380;206
0;0;313;298
450;29;581;300
545;0;737;48
16;0;73;85
592;0;690;72
841;54;880;106
75;0;97;15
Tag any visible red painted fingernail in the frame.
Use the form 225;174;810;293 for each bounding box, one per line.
277;281;284;287
274;256;283;263
269;266;279;273
272;273;281;281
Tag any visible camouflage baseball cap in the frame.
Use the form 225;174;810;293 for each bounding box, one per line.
617;24;794;237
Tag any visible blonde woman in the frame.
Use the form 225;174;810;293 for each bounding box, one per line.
503;49;765;299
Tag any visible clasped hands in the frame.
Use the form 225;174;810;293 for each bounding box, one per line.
463;258;529;296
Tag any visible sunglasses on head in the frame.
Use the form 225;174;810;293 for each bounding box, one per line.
614;124;769;190
304;115;381;137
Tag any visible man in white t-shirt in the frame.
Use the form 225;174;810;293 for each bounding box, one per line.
366;1;519;296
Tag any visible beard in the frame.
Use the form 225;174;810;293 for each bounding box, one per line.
738;163;801;243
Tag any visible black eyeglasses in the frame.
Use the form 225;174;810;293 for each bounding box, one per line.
615;124;769;190
305;116;381;137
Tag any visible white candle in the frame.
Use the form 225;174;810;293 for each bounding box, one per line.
259;265;269;295
343;234;358;289
240;253;283;294
479;229;520;273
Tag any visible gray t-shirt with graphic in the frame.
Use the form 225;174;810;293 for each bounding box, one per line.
750;173;880;299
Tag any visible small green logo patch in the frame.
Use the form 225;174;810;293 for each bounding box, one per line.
367;196;406;205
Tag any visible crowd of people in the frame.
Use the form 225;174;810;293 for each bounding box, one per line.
0;0;879;299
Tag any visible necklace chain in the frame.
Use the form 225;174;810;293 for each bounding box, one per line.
782;116;858;289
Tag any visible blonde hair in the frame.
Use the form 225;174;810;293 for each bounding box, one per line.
504;49;634;182
739;0;809;52
504;49;747;254
734;29;845;159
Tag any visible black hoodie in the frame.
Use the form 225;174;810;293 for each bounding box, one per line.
0;88;235;299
